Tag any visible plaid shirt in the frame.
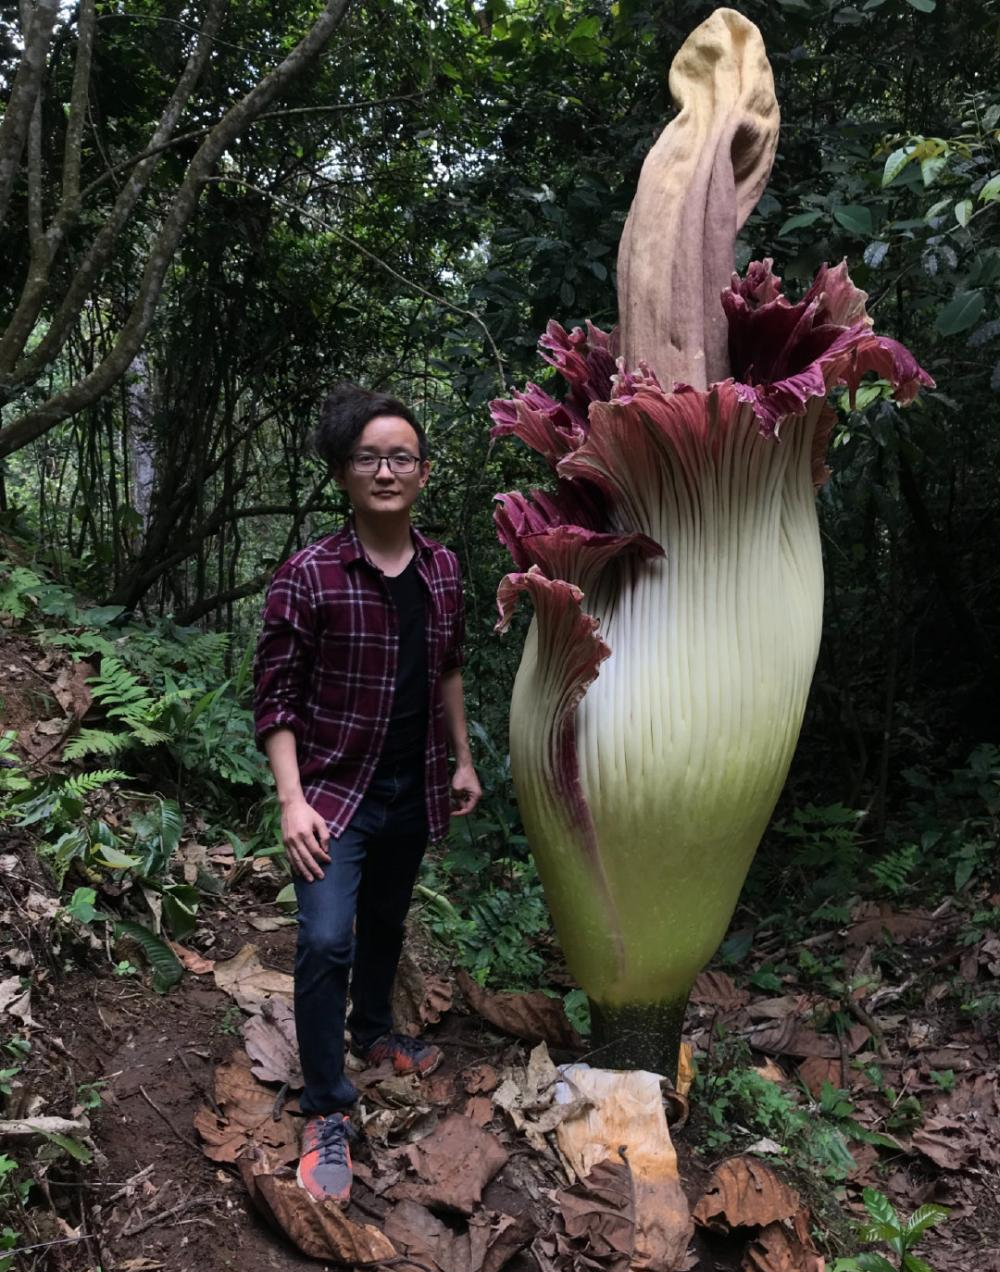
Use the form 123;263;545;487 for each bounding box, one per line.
253;521;464;842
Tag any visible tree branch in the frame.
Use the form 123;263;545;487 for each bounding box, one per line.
61;0;96;210
204;175;507;390
0;0;353;459
0;0;61;228
0;0;228;379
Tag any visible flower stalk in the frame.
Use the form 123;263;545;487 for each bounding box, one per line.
492;9;933;1083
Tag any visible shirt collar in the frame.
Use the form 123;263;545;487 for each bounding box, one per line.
337;518;431;567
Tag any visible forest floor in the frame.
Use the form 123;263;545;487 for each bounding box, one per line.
3;635;1000;1272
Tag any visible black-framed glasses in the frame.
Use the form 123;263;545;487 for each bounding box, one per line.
348;452;421;475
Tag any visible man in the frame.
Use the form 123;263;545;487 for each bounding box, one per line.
253;383;481;1205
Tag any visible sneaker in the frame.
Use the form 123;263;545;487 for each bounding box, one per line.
351;1031;442;1077
296;1113;353;1205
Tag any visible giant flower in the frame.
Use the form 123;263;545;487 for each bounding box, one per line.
491;9;932;1079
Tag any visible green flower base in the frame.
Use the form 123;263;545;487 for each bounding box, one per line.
587;996;689;1086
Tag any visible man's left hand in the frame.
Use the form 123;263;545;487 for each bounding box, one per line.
450;762;482;817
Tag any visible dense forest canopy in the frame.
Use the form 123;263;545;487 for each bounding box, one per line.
0;0;997;809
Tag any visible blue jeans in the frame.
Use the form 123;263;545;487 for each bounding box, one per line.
293;756;428;1114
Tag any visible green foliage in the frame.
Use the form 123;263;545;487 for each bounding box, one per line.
693;1038;903;1182
416;721;552;989
767;804;865;913
0;733;30;800
113;920;183;994
833;1188;948;1272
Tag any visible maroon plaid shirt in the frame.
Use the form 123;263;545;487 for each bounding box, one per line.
253;521;464;842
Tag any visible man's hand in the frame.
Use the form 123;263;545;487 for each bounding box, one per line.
450;762;482;817
280;796;331;881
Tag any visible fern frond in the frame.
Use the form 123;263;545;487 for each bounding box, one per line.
63;730;133;760
61;770;129;800
90;656;152;710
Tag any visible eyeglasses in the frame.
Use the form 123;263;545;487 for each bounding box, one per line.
348;452;421;475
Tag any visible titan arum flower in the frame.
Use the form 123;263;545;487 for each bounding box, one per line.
491;9;933;1081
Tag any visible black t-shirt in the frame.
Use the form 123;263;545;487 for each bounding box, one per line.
379;556;429;762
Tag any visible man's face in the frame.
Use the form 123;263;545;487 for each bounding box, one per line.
336;415;429;518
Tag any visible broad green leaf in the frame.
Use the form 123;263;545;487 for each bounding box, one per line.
955;199;973;227
904;1204;949;1237
935;290;985;336
43;1132;92;1163
833;205;874;236
276;882;298;909
864;241;889;268
860;1222;903;1243
65;887;101;924
862;1187;899;1229
854;1256;898;1272
779;210;823;235
161;883;200;941
902;1257;934;1272
920;155;947;186
978;175;1000;203
924;197;952;222
95;843;141;870
78;605;126;627
114;920;183;992
906;0;935;9
881;147;913;187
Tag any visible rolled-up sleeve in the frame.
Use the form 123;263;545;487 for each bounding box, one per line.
253;558;315;751
441;558;465;674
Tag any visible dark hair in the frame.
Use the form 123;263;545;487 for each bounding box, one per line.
313;382;428;472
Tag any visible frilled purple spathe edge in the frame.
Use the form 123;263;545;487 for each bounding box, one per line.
490;259;933;458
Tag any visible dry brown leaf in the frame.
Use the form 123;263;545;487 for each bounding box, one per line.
243;998;303;1088
676;1042;695;1098
558;1159;635;1259
693;1157;800;1231
167;940;214;976
33;717;66;736
554;1065;692;1270
383;1199;490;1272
691;970;750;1011
463;1062;499;1094
387;1112;508;1215
422;974;454;1024
747;995;808;1021
192;1050;299;1165
52;660;94;718
250;1170;396;1264
464;1095;494;1127
797;1057;841;1098
213;944;293;1013
749;1019;868;1059
845;910;935;947
246;915;295;932
753;1058;788;1085
422;1072;456;1105
0;975;32;1023
911;1116;976;1171
493;1042;590;1150
482;1211;539;1272
457;968;581;1049
742;1215;825;1272
393;949;433;1036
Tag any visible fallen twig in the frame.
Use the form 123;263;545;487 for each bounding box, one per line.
119;1193;219;1237
0;1115;90;1139
105;1162;156;1204
2;1233;99;1256
138;1084;203;1155
846;998;893;1062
